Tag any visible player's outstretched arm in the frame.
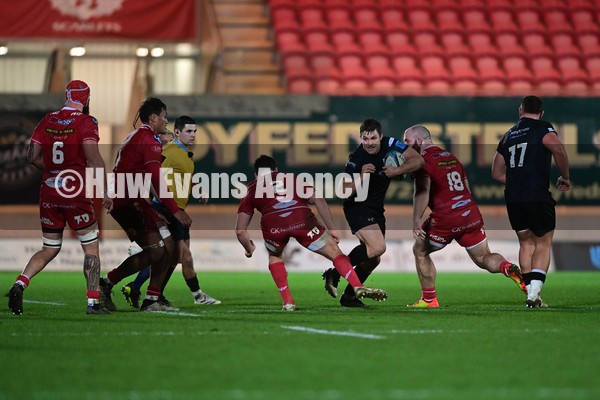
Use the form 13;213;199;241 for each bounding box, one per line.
412;174;430;239
311;195;339;242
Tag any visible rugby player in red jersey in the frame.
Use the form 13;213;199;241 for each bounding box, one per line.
7;80;113;315
404;125;526;308
235;155;388;311
98;97;192;312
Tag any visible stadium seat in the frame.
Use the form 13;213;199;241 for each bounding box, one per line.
457;0;486;11
397;78;425;95
540;0;567;11
420;55;451;81
314;75;341;95
468;33;497;58
358;31;389;56
530;56;562;83
425;79;453;95
381;9;406;32
353;7;381;32
570;10;600;35
299;7;328;32
522;34;554;58
341;77;370;94
502;56;531;82
436;9;464;34
431;0;460;11
304;30;334;54
490;10;519;34
543;10;573;35
404;0;433;11
550;33;581;59
506;79;534;96
496;33;527;57
269;0;296;11
310;53;339;77
566;0;595;11
441;33;470;56
406;9;437;33
536;79;562;96
287;76;314;93
448;55;478;81
366;54;395;80
475;56;505;83
371;77;397;94
413;32;444;56
578;34;600;58
271;7;300;34
557;56;590;84
331;30;362;55
281;53;310;74
588;57;600;81
350;0;378;9
391;55;423;81
276;31;306;54
487;0;513;11
516;10;546;34
296;0;323;9
325;7;354;33
463;10;492;33
338;53;368;80
453;79;479;96
387;31;417;57
479;79;507;96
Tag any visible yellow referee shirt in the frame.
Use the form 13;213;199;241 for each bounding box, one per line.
162;139;194;210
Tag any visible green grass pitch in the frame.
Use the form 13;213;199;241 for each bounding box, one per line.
1;271;599;400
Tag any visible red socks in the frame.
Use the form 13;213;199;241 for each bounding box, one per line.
499;260;513;277
16;274;30;288
422;287;437;302
268;262;294;304
333;255;363;288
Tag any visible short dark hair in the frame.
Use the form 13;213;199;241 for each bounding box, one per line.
174;115;196;131
135;97;167;125
521;95;543;114
253;155;277;174
360;118;382;135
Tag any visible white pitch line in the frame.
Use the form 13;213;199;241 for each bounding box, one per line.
282;325;386;340
23;300;66;306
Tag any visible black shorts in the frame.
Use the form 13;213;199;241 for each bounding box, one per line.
506;201;556;237
152;202;190;241
343;205;386;235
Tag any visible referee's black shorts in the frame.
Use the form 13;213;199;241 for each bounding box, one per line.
506;201;556;237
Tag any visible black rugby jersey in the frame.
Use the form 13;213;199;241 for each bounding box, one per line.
343;136;408;210
496;117;556;203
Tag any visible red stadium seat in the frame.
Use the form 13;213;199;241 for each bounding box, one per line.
325;7;354;33
516;10;546;34
566;0;595;11
271;7;300;34
579;34;600;58
468;33;498;58
522;34;554;58
353;7;381;32
475;56;505;83
387;31;417;56
506;79;534;96
530;56;562;83
457;0;486;11
550;33;581;59
287;76;314;93
488;0;513;11
338;53;368;80
371;77;397;94
489;10;519;34
299;7;328;32
453;79;479;96
281;53;310;73
448;56;478;81
480;79;507;96
391;55;423;81
431;0;460;11
366;54;395;80
557;56;589;83
543;10;573;35
496;33;527;57
406;9;437;33
304;30;334;54
358;31;389;56
310;53;339;77
276;31;306;54
536;79;562;96
381;9;407;32
584;57;600;81
539;0;567;11
441;33;470;57
413;32;444;56
463;10;492;33
436;9;464;34
331;30;362;55
404;0;433;11
570;10;600;35
314;75;341;94
420;55;451;81
502;56;531;82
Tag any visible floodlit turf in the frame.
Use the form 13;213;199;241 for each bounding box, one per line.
1;271;599;400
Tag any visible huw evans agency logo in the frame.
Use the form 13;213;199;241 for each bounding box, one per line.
0;115;41;188
50;0;124;20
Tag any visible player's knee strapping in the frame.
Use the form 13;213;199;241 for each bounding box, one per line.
77;229;99;246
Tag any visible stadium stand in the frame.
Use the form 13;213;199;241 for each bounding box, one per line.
269;0;600;96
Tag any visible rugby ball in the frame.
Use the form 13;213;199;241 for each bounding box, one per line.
383;149;405;181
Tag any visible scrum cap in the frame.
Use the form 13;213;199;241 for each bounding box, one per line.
65;80;90;106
